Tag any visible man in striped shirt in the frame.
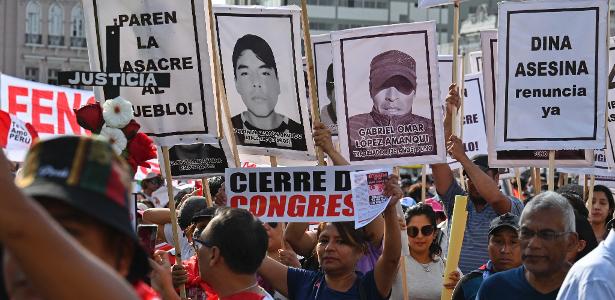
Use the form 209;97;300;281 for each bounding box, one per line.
431;84;524;274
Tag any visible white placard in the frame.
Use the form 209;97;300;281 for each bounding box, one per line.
312;34;338;136
438;55;463;108
468;51;482;73
351;168;393;229
481;30;593;168
213;5;315;160
606;37;615;169
82;0;218;146
559;146;615;178
495;0;608;151
332;22;445;166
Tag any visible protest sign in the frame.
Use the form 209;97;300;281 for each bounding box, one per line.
495;0;608;151
158;138;235;179
332;22;445;166
606;37;615;169
213;5;315;160
559;147;615;188
0;110;38;162
481;30;592;167
438;55;463;106
226;166;377;222
312;34;337;135
0;74;95;137
81;0;218;146
351;168;392;228
468;51;482;73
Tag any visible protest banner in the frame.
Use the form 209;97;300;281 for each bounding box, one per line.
0;110;38;162
480;30;593;167
495;0;608;151
468;51;482;73
312;34;337;136
351;168;393;229
0;74;95;137
213;5;315;161
157;138;235;179
81;0;218;147
332;22;445;166
225;166;379;222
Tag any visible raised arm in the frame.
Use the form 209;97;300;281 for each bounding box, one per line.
143;208;172;225
447;136;510;214
373;174;403;298
284;222;317;257
257;256;289;297
431;83;460;195
0;153;139;300
313;122;349;166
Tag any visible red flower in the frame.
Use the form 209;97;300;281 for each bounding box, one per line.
74;103;104;133
126;133;157;168
121;119;140;139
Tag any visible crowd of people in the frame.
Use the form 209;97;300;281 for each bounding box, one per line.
0;84;613;300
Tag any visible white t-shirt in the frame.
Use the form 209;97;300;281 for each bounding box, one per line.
163;223;195;261
391;255;447;300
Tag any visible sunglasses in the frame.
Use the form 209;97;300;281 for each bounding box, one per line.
192;238;214;251
407;225;435;238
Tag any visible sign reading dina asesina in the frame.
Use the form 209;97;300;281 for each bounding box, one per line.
495;0;608;151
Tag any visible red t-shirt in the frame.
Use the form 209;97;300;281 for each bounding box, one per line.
134;281;161;300
223;291;274;300
182;256;218;300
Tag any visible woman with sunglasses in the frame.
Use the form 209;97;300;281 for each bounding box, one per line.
257;174;402;299
391;203;461;300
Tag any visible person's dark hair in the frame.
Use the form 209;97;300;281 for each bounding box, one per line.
232;34;278;78
203;208;268;274
573;211;598;262
208;176;225;197
316;222;368;254
174;187;194;208
326;63;334;95
593;185;615;225
556;185;589;218
140;176;164;190
405;203;442;260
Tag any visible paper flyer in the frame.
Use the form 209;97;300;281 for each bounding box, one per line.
351;168;393;229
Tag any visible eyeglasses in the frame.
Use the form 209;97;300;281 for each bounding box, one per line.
407;225;435;238
519;229;570;241
192;238;214;251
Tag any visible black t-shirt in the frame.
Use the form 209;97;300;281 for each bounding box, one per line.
231;114;307;151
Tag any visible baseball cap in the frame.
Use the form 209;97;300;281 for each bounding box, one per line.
369;50;416;97
192;206;217;223
400;197;417;208
488;213;520;236
424;198;444;213
178;196;208;230
15;136;149;282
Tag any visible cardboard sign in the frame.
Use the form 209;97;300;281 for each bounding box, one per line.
82;0;218;146
225;166;374;222
468;51;482;73
158;138;235;179
312;34;338;136
495;0;608;151
213;5;315;160
0;74;95;137
481;30;592;167
332;22;445;166
559;147;615;181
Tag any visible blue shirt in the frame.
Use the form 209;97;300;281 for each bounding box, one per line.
477;266;559;300
440;180;524;273
557;230;615;300
286;268;387;300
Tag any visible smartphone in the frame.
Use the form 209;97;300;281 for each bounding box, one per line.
137;224;158;257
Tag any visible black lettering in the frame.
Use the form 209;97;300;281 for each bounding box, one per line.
274;172;291;191
230;173;246;193
259;172;272;192
313;171;326;192
294;172;310;192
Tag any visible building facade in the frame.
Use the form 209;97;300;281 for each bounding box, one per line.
0;0;90;84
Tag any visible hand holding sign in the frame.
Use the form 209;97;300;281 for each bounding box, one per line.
447;135;468;163
351;169;397;229
444;84;461;140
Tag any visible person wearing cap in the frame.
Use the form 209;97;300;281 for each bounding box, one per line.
319;63;338;135
476;192;578;300
430;84;524;274
347;49;436;161
452;213;522;300
230;34;307;151
4;136;171;300
141;172;164;205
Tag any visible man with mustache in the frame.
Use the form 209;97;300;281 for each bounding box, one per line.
347;50;436;161
230;34;306;151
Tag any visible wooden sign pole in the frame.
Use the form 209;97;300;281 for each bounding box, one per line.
161;147;187;299
548;150;555;191
300;0;326;166
514;167;522;199
451;0;461;137
202;177;214;207
421;165;427;201
441;195;468;300
587;174;596;211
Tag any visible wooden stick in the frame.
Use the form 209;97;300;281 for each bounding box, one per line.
206;0;240;167
548;150;555;191
161;147;187;299
451;0;461;137
393;167;409;300
458;168;466;190
583;174;589;200
202;177;213;207
421;165;427;201
270;156;278;167
514;168;522;199
300;0;325;166
441;195;468;300
458;56;466;139
531;167;540;195
587;175;596;211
